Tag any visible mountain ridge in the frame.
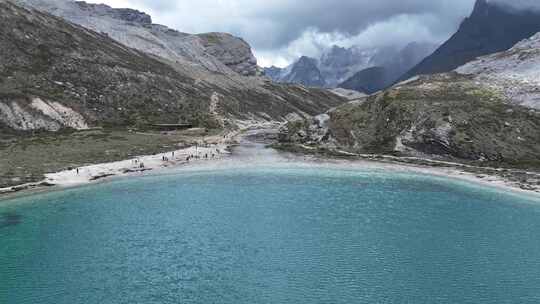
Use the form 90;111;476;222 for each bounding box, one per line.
14;0;259;76
265;42;435;92
0;0;345;133
400;0;540;81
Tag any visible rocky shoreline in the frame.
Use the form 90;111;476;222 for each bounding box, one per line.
2;127;540;202
273;143;540;195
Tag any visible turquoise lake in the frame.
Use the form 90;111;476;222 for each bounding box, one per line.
2;145;540;303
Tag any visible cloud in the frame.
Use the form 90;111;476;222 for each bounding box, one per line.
491;0;540;11
85;0;497;67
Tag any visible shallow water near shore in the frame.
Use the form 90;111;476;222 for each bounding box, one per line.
2;142;540;303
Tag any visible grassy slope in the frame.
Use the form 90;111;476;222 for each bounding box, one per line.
282;73;540;169
0;128;221;188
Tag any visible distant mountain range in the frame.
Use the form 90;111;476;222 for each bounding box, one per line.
264;43;435;91
267;0;540;95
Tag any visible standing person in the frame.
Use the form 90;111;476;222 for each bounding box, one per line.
76;168;79;175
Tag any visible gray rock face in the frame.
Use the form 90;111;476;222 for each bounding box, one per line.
197;33;259;76
282;56;326;87
75;1;152;24
14;0;259;76
456;32;540;109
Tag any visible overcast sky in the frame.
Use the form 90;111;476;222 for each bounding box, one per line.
83;0;535;67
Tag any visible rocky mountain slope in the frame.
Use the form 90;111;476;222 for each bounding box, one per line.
400;0;540;81
0;1;344;133
278;35;540;167
14;0;259;76
456;33;540;109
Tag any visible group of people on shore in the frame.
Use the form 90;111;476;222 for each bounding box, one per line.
133;158;145;168
157;145;223;165
72;145;224;177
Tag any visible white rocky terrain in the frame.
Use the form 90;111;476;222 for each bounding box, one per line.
0;98;88;131
14;0;259;76
456;33;540;109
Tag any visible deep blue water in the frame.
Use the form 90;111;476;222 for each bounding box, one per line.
2;160;540;303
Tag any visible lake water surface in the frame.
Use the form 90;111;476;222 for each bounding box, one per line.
2;143;540;303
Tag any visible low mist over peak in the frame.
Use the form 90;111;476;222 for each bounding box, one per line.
33;0;540;67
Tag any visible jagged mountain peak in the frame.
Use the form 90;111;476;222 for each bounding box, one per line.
471;0;489;15
281;56;326;87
